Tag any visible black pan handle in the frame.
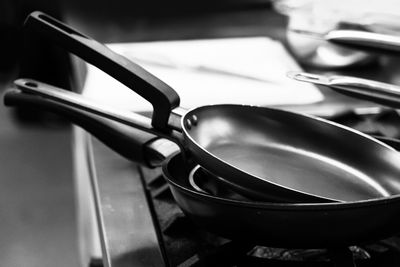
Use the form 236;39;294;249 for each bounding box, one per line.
4;88;179;167
24;11;180;130
12;78;185;147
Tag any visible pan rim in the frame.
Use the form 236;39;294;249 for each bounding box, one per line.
180;103;399;203
162;152;400;210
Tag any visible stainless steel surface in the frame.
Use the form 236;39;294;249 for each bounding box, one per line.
326;30;400;52
287;29;374;68
184;104;400;202
188;165;209;194
0;118;78;267
289;71;400;109
80;130;165;267
340;13;400;34
291;29;400;53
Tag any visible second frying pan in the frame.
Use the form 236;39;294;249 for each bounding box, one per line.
5;89;400;248
11;78;400;203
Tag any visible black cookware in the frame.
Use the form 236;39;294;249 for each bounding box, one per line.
5;90;400;248
10;11;400;203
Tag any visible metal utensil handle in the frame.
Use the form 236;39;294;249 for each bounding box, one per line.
289;71;400;109
25;11;180;130
4;88;179;167
330;75;400;93
326;30;400;53
329;76;400;109
13;78;183;145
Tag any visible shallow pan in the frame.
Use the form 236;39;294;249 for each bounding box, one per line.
6;90;400;248
12;11;400;203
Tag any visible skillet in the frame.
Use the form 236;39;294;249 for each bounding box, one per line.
20;11;400;203
13;77;400;203
5;90;400;248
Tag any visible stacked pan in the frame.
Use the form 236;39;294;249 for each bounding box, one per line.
7;11;400;248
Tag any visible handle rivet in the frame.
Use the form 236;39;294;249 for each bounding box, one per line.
185;119;192;130
191;115;198;125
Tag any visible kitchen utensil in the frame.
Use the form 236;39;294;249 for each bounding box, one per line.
288;71;400;109
6;88;400;248
15;11;400;203
287;28;375;68
291;29;400;54
275;0;379;69
9;78;400;203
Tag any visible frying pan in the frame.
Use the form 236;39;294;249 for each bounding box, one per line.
15;11;400;203
5;89;400;248
13;78;400;202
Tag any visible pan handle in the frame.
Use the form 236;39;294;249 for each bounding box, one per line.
288;72;400;109
4;88;179;167
12;78;184;148
326;30;400;54
24;11;180;130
